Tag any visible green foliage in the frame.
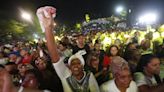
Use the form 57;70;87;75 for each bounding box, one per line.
0;14;44;43
0;20;29;43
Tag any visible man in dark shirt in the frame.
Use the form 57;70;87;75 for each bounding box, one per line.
71;34;90;70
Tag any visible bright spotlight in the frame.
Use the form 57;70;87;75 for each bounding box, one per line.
116;6;124;13
138;13;157;24
21;11;31;21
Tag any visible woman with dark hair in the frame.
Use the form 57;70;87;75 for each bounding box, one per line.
107;45;120;57
32;56;63;92
134;54;164;92
103;45;120;69
88;51;109;85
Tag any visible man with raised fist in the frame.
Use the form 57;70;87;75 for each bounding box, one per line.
36;6;99;92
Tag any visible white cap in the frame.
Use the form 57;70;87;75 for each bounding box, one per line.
68;50;86;66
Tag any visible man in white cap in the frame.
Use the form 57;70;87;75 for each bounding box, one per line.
36;6;100;92
0;6;99;92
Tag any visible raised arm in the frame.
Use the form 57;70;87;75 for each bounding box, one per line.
36;7;71;79
36;6;60;63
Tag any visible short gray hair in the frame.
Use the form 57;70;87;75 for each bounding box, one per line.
111;56;129;76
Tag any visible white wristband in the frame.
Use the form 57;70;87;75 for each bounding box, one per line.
18;86;24;92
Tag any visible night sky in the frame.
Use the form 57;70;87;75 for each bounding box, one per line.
0;0;164;26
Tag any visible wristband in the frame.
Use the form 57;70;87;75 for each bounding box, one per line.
18;86;24;92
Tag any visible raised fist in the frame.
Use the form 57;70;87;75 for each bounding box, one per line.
36;6;56;32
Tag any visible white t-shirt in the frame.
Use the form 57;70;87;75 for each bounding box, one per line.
134;72;157;87
18;86;51;92
100;79;138;92
0;58;8;65
53;57;100;92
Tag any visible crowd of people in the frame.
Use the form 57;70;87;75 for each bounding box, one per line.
0;6;164;92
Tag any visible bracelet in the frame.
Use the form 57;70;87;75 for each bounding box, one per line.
18;86;24;92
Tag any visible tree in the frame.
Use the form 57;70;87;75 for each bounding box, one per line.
0;19;32;43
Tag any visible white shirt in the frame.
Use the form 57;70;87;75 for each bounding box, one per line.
53;57;100;92
0;58;8;65
134;72;157;87
63;49;72;57
18;86;51;92
100;79;138;92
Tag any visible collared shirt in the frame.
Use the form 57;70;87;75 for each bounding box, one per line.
100;79;138;92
